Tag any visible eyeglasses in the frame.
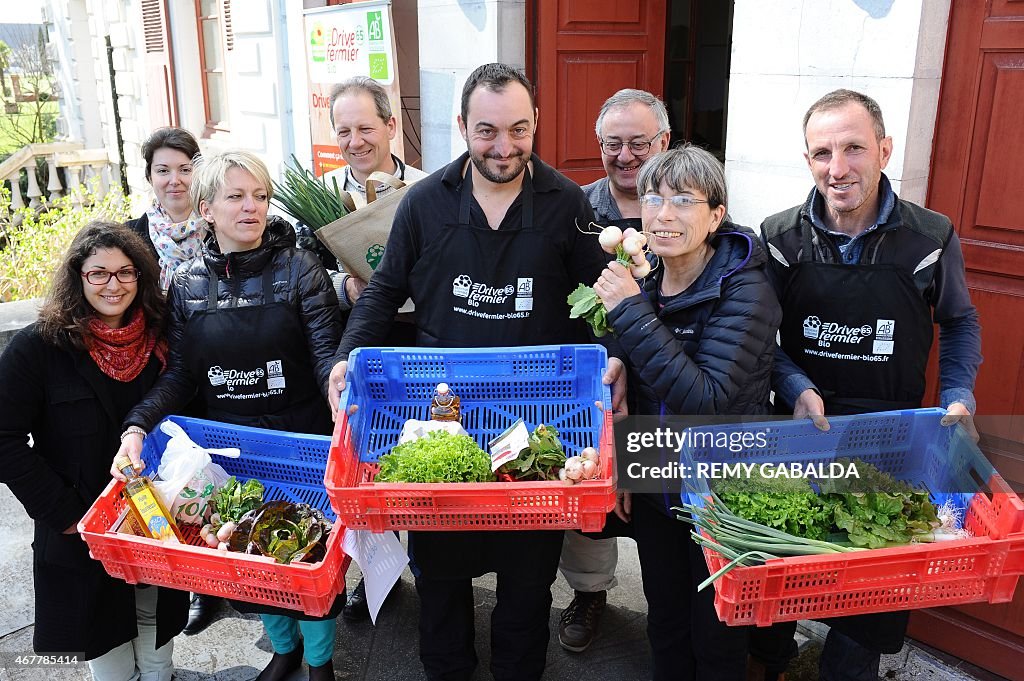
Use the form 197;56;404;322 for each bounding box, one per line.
639;195;710;210
81;268;141;285
599;131;666;156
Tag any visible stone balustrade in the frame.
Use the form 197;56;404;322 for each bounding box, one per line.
1;143;115;224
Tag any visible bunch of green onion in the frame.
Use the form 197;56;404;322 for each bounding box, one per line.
272;155;354;230
675;490;866;592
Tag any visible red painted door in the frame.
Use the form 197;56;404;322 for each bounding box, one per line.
908;2;1024;678
529;0;667;185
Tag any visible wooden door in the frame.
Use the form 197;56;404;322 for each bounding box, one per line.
529;0;667;185
908;2;1024;678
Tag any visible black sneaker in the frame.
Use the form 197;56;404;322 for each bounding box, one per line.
342;578;370;623
558;590;606;653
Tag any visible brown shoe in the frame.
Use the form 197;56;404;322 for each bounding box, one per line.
558;590;606;653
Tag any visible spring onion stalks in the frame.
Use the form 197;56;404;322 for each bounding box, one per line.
272;155;352;229
676;489;866;590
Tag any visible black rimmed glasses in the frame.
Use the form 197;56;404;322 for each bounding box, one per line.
81;268;141;285
639;195;710;211
598;130;667;156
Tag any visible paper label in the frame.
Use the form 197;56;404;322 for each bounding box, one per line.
130;488;179;543
488;419;530;473
342;529;409;624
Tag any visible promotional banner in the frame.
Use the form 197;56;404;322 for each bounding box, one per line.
303;0;403;176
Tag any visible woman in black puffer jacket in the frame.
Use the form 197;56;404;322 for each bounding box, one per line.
114;150;343;681
591;145;781;681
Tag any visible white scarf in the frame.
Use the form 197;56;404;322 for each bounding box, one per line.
146;200;205;289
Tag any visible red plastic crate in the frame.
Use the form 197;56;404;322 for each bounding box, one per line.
682;410;1024;626
324;345;617;532
79;417;351;616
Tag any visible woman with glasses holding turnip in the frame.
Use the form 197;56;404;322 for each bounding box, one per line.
590;144;782;681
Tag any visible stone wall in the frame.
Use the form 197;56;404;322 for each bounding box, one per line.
724;0;951;229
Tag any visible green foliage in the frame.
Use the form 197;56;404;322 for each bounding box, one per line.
209;476;266;523
818;459;940;549
271;155;350;230
567;283;610;337
0;180;130;302
376;430;495;483
713;471;832;541
498;423;567;481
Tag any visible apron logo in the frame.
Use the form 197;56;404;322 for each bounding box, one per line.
802;316;874;348
453;274;472;298
207;365;265;391
873;319;895;355
208;365;227;386
452;274;514;308
267;360;286;390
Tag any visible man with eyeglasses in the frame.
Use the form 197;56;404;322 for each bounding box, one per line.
557;89;671;656
582;89;671;229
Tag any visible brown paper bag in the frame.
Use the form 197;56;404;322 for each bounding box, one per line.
314;173;409;282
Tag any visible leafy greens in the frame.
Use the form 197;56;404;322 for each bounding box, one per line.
376;430;495;483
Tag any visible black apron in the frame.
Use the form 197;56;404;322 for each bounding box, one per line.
182;266;331;435
407;168;582;348
183;264;337;619
778;226;933;417
777;226;934;652
405;167;578;577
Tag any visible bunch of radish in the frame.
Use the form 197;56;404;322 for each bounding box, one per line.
598;225;652;278
568;222;654;337
199;514;235;551
558;446;601;484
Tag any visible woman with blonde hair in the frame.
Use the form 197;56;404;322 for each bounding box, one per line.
113;150;343;681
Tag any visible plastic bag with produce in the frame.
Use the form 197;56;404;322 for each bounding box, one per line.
152;420;238;525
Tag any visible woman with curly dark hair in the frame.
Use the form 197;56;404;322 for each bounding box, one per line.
0;221;187;681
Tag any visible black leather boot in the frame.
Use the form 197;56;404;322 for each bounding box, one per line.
183;593;221;635
307;657;335;681
255;641;304;681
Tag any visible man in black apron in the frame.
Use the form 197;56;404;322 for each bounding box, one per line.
755;90;982;681
327;63;625;681
558;88;671;655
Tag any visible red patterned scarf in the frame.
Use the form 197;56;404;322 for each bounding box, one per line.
86;308;168;381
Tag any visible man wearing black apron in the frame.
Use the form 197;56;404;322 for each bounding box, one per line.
327;63;625;681
755;90;982;681
557;88;671;655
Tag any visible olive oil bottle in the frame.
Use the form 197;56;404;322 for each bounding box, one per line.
114;454;184;543
430;383;461;422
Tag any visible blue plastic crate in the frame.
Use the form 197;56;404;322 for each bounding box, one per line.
340;345;611;461
674;408;1024;626
681;408;994;515
141;415;335;520
327;345;617;532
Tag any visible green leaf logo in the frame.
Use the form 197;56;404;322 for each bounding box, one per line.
366;243;385;270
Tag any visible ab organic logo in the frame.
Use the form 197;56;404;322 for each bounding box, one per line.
310;22;326;62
